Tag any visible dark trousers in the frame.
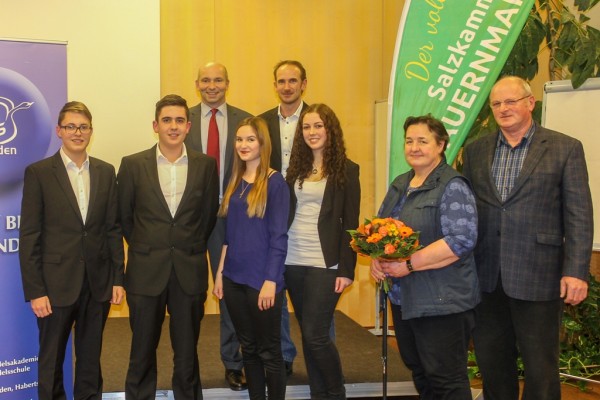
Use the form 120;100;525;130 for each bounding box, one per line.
223;277;286;400
472;281;562;400
285;265;345;400
391;304;474;400
37;279;110;400
125;269;206;400
207;218;243;371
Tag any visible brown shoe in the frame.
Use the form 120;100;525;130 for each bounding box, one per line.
225;369;247;391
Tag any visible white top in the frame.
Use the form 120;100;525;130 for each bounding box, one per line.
286;178;336;269
156;145;188;217
60;147;90;223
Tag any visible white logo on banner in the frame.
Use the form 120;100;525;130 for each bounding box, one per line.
0;96;34;145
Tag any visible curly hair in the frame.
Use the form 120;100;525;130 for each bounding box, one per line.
286;103;347;189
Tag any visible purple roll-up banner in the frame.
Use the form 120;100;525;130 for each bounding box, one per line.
0;39;68;400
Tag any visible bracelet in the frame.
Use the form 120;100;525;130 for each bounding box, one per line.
406;258;414;273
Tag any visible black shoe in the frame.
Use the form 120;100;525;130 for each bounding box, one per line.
225;369;247;391
285;361;293;376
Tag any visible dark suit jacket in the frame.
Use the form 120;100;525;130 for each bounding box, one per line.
19;151;124;307
185;103;252;191
287;160;361;280
117;145;219;296
259;102;309;172
462;125;593;301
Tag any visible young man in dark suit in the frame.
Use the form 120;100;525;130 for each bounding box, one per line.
463;76;594;400
184;62;252;391
20;101;125;400
118;95;219;400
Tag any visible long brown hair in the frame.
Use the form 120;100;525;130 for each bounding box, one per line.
286;103;347;189
219;116;272;218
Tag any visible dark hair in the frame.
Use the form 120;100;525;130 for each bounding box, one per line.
286;103;347;189
155;94;189;121
57;101;92;125
403;114;449;152
273;60;307;82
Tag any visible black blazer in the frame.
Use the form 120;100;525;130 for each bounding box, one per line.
117;145;219;296
259;102;310;172
19;151;124;306
287;160;361;280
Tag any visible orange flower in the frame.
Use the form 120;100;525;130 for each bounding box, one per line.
366;233;383;243
371;218;387;226
384;243;396;255
393;219;405;229
356;224;367;235
399;226;413;238
364;223;372;235
378;226;388;236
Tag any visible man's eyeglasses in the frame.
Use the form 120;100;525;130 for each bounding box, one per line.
490;95;531;109
60;125;93;135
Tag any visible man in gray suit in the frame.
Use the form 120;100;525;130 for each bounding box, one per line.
184;62;252;391
119;95;219;400
463;76;593;400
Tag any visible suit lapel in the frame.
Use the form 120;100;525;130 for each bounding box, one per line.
189;107;204;153
87;159;99;223
176;152;198;218
505;128;547;202
144;147;172;216
482;133;504;204
225;107;237;183
52;152;84;224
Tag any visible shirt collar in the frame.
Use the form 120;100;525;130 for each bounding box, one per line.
60;147;89;170
497;121;536;148
201;102;227;117
156;143;188;163
277;101;304;120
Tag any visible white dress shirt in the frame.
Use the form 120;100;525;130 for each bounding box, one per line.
156;145;188;217
60;147;90;224
278;101;304;177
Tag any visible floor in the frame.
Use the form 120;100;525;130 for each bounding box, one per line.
385;336;600;400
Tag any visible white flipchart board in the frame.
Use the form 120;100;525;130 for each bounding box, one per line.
542;78;600;250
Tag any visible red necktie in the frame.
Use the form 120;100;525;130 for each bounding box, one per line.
207;108;220;175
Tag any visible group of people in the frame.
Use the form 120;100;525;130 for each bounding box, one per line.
19;60;359;400
371;76;593;399
18;59;593;400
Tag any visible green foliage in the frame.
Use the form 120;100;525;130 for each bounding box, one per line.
461;0;600;165
559;274;600;388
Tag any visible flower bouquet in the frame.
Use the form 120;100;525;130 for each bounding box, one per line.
348;217;421;292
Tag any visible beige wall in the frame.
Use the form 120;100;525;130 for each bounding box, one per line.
160;0;404;325
0;0;161;169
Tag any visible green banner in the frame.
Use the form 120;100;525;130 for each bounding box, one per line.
388;0;535;180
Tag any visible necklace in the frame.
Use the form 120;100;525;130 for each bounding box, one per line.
239;181;251;198
312;165;320;175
